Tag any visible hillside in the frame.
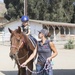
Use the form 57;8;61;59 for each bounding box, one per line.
0;3;7;17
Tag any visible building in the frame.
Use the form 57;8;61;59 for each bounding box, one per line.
0;19;75;42
30;20;75;41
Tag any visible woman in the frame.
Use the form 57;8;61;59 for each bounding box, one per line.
21;29;58;75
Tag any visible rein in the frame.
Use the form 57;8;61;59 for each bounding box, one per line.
11;43;52;74
24;60;52;74
15;52;29;66
11;42;52;74
11;41;29;66
18;51;29;60
13;50;29;66
10;31;51;74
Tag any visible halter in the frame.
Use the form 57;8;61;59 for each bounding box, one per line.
11;40;29;66
11;45;19;50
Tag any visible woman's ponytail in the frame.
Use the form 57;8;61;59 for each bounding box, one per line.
46;32;51;37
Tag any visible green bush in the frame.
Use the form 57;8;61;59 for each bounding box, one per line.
64;40;74;49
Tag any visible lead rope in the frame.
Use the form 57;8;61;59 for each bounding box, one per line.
44;60;52;71
15;52;52;74
25;60;52;74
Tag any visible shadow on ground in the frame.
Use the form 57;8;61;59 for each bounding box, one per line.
1;71;18;75
53;69;75;75
1;69;75;75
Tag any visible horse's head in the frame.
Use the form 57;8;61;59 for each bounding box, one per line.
8;26;35;75
8;26;27;60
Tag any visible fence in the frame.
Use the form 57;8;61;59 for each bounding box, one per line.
0;34;75;48
0;34;10;46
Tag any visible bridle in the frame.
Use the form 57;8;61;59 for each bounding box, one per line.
10;39;29;66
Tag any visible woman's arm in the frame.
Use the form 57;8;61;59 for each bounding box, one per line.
47;42;58;61
21;46;37;67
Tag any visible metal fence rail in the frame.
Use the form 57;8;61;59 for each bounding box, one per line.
0;41;10;46
0;34;75;47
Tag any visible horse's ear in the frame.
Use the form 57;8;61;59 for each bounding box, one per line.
8;28;12;33
17;26;21;33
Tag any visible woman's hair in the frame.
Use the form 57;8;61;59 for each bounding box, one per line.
45;32;51;38
47;32;51;37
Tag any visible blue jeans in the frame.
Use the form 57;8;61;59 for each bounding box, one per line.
36;63;53;75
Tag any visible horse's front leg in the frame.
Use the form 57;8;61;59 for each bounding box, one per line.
17;66;22;75
27;60;33;75
18;69;20;75
19;68;26;75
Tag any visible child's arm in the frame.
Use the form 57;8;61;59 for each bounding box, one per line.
26;26;31;35
26;29;30;35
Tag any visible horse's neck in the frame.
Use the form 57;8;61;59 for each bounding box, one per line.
23;34;35;51
27;36;35;51
28;38;34;51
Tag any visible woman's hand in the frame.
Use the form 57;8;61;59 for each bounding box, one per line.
20;62;27;67
47;57;52;62
20;46;37;68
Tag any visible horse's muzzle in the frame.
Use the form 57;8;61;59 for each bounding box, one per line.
9;52;16;60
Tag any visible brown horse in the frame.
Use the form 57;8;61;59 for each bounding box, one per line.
8;26;35;75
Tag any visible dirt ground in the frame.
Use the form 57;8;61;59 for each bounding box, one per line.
0;45;75;75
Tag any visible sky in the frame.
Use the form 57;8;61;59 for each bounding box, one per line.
0;0;4;3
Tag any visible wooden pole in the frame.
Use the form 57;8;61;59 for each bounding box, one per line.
24;0;27;15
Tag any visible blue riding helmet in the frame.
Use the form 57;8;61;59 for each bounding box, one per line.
21;16;29;22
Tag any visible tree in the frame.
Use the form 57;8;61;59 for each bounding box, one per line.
49;0;74;22
4;0;24;21
71;1;75;23
28;0;74;23
27;0;49;20
4;0;75;23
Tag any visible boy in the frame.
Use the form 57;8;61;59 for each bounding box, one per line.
21;16;37;47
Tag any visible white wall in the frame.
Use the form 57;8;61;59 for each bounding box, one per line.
30;22;42;40
1;19;75;41
70;28;75;35
2;20;22;41
1;20;43;41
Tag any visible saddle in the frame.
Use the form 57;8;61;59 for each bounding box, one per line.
28;35;37;48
